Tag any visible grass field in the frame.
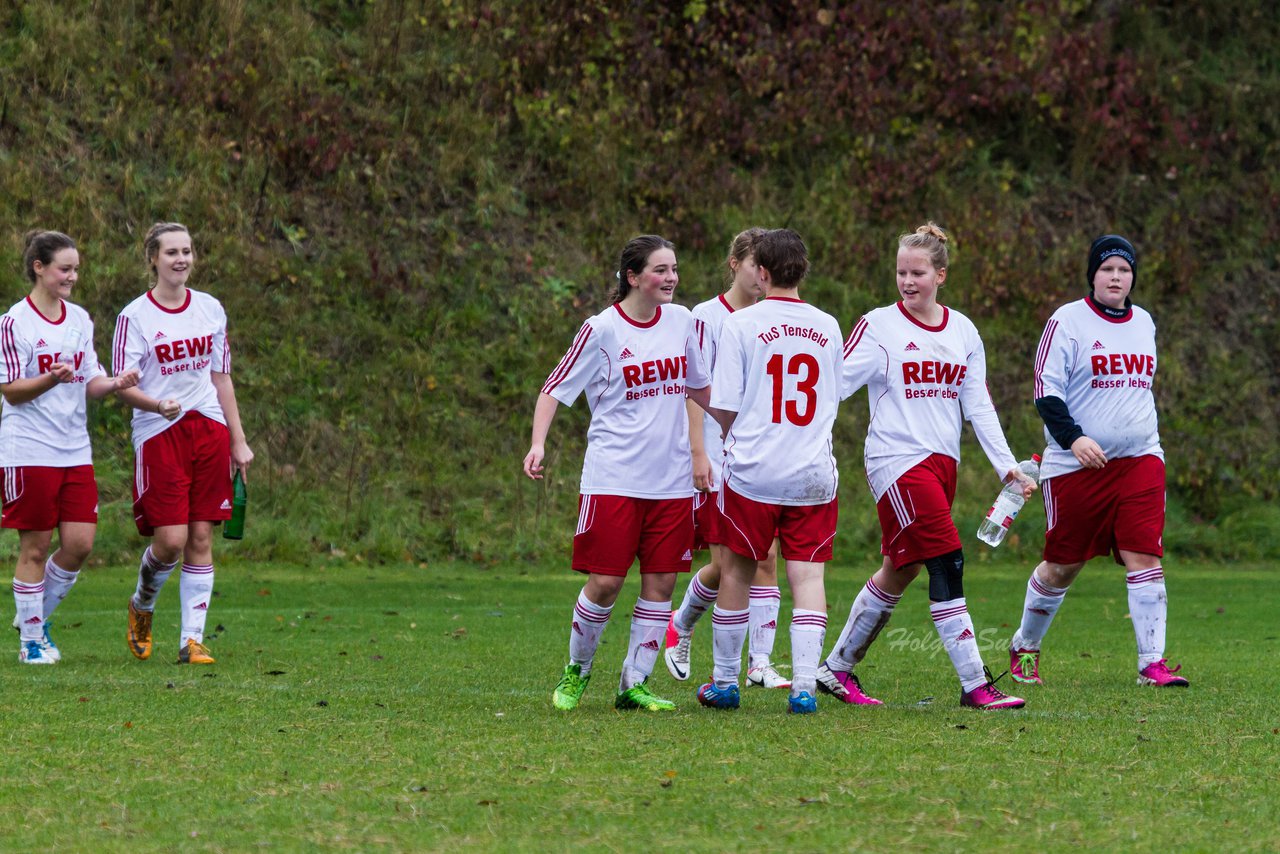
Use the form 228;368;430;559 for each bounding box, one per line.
2;557;1277;852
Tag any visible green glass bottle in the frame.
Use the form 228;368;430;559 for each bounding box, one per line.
224;470;247;540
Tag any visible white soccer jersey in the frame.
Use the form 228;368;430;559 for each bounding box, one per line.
691;294;735;466
542;303;709;499
112;289;230;447
0;298;107;467
712;296;845;505
1033;298;1162;479
843;302;1017;500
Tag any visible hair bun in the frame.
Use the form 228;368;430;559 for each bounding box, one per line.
916;221;948;243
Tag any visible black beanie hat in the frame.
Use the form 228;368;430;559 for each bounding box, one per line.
1086;234;1137;291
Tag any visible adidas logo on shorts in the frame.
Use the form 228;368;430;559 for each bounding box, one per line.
681;549;692;560
220;499;232;510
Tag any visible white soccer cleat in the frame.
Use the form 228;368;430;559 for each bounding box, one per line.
746;662;792;689
664;633;692;681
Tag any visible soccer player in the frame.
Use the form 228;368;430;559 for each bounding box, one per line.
696;228;844;715
664;227;791;691
1;231;139;663
526;235;711;712
1008;234;1188;688
819;222;1035;710
112;222;254;665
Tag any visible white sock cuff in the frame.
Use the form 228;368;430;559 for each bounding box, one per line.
181;563;214;575
1126;567;1165;587
930;598;968;622
632;598;671;626
144;547;179;571
44;558;76;583
865;577;902;606
749;586;781;601
690;574;719;602
1029;572;1068;597
575;590;613;622
712;605;749;626
791;608;827;629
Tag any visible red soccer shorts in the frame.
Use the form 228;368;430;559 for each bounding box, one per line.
719;484;837;563
1;465;98;531
133;412;232;536
876;453;960;569
571;494;695;576
692;490;725;550
1042;454;1165;565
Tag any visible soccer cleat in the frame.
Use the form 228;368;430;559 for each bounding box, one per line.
127;598;153;660
814;662;882;705
696;681;741;709
552;663;591;710
1010;647;1043;685
19;638;58;665
961;667;1025;710
178;639;216;665
664;614;680;649
746;663;792;689
664;631;692;681
615;681;677;711
787;691;818;714
1137;658;1189;687
41;624;61;663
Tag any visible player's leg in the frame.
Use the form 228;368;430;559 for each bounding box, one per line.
14;529;56;664
1009;559;1081;684
819;556;905;705
777;499;837;714
41;466;99;659
176;521;216;664
745;538;788;689
665;540;723;682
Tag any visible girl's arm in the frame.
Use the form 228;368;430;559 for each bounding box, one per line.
523;392;560;480
212;371;254;479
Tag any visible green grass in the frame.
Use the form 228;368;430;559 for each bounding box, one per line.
2;557;1276;851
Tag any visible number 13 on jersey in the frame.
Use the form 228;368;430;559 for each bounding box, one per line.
766;353;819;426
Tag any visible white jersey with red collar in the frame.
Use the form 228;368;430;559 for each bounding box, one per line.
542;302;709;499
843;302;1016;500
112;289;230;447
1033;297;1162;479
691;294;735;466
712;296;845;505
0;297;107;467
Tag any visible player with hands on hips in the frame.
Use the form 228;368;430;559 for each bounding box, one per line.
697;228;846;715
664;227;791;692
525;235;711;712
819;222;1035;710
1008;234;1188;689
1;231;140;664
113;222;253;666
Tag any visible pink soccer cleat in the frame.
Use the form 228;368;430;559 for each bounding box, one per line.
961;672;1026;710
815;662;883;705
1137;658;1189;687
1010;647;1043;685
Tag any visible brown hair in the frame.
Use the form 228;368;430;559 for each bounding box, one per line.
898;221;950;270
143;222;192;275
725;227;767;286
754;228;810;288
22;230;77;283
611;234;675;303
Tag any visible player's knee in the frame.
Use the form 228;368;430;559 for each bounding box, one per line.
924;549;965;601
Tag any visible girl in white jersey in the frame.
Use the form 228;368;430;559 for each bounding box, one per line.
525;235;711;713
113;222;254;666
1;231;139;664
1007;234;1188;689
819;223;1036;710
663;227;792;692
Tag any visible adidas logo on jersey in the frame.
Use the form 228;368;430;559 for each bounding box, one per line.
35;338;48;348
619;347;635;360
905;342;920;351
154;331;167;340
1092;340;1105;350
220;499;232;510
955;628;975;642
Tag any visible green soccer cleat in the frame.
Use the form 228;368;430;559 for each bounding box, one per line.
614;681;677;712
553;663;591;710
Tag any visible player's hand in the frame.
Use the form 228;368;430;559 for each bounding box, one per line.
1006;468;1038;499
49;362;75;383
113;369;141;391
157;398;182;421
1070;436;1107;469
691;451;713;492
231;440;254;481
523;446;545;480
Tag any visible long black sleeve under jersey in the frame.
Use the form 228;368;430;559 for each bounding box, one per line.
1034;395;1084;451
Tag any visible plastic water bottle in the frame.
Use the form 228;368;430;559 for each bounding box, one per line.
976;455;1041;547
223;470;247;540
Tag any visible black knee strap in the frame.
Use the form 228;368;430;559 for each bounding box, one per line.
924;549;965;601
